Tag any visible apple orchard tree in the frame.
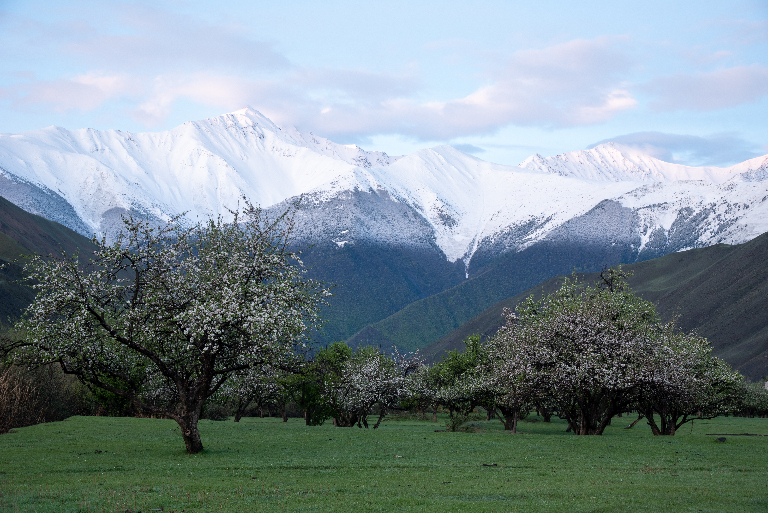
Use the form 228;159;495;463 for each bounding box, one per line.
9;201;328;453
486;268;742;435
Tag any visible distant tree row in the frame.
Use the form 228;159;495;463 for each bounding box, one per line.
228;269;757;438
2;202;765;454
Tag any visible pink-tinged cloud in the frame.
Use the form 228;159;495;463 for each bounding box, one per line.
646;65;768;111
130;74;283;127
269;36;637;140
301;37;638;139
62;4;290;73
591;131;763;167
5;34;640;138
15;73;139;112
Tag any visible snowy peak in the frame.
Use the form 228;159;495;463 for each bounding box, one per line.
0;107;406;236
727;154;768;183
202;106;398;168
518;144;662;182
518;142;760;184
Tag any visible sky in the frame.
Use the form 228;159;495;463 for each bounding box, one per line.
1;0;767;167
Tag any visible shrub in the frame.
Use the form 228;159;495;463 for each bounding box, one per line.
0;364;87;433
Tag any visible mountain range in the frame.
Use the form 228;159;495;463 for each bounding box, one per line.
1;107;767;346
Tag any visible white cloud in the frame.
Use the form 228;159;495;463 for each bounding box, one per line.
590;131;764;167
24;36;636;138
15;72;138;112
15;3;762;143
285;36;640;140
61;4;289;73
645;65;768;111
1;0;766;148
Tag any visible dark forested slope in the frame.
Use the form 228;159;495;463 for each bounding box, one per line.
423;232;768;381
0;196;95;321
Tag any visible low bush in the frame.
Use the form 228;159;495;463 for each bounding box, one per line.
0;364;87;433
201;402;231;421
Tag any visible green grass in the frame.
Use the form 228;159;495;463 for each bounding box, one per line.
0;414;766;512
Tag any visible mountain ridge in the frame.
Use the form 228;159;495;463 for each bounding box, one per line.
2;108;768;345
1;108;767;271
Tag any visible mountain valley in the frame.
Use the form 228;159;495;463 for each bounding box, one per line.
1;108;767;356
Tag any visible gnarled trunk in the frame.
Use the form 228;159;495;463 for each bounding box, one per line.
536;405;552;422
625;414;644;429
181;422;204;453
498;406;519;433
172;388;207;454
373;408;386;429
642;405;684;436
559;394;623;435
234;398;248;422
333;412;359;427
173;408;204;454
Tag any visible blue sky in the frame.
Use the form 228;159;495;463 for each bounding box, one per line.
1;0;766;166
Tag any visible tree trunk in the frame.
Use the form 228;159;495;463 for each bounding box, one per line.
174;413;204;454
173;392;205;454
536;406;552;422
234;399;247;422
563;398;620;435
281;404;287;423
333;412;359;427
648;410;683;436
625;414;644;429
373;409;386;429
181;425;204;453
646;417;662;436
640;407;664;435
498;406;519;433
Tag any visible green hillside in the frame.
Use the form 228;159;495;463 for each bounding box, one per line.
423;232;768;381
300;243;465;344
346;240;641;352
0;196;95;321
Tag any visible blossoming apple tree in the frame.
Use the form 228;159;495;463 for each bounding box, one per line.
634;327;742;435
8;201;328;453
485;267;742;435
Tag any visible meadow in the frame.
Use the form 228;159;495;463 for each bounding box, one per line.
0;414;766;512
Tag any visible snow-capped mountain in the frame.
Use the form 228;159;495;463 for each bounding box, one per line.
519;143;768;183
1;107;767;276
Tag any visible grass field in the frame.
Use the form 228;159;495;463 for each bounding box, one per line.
0;414;766;512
